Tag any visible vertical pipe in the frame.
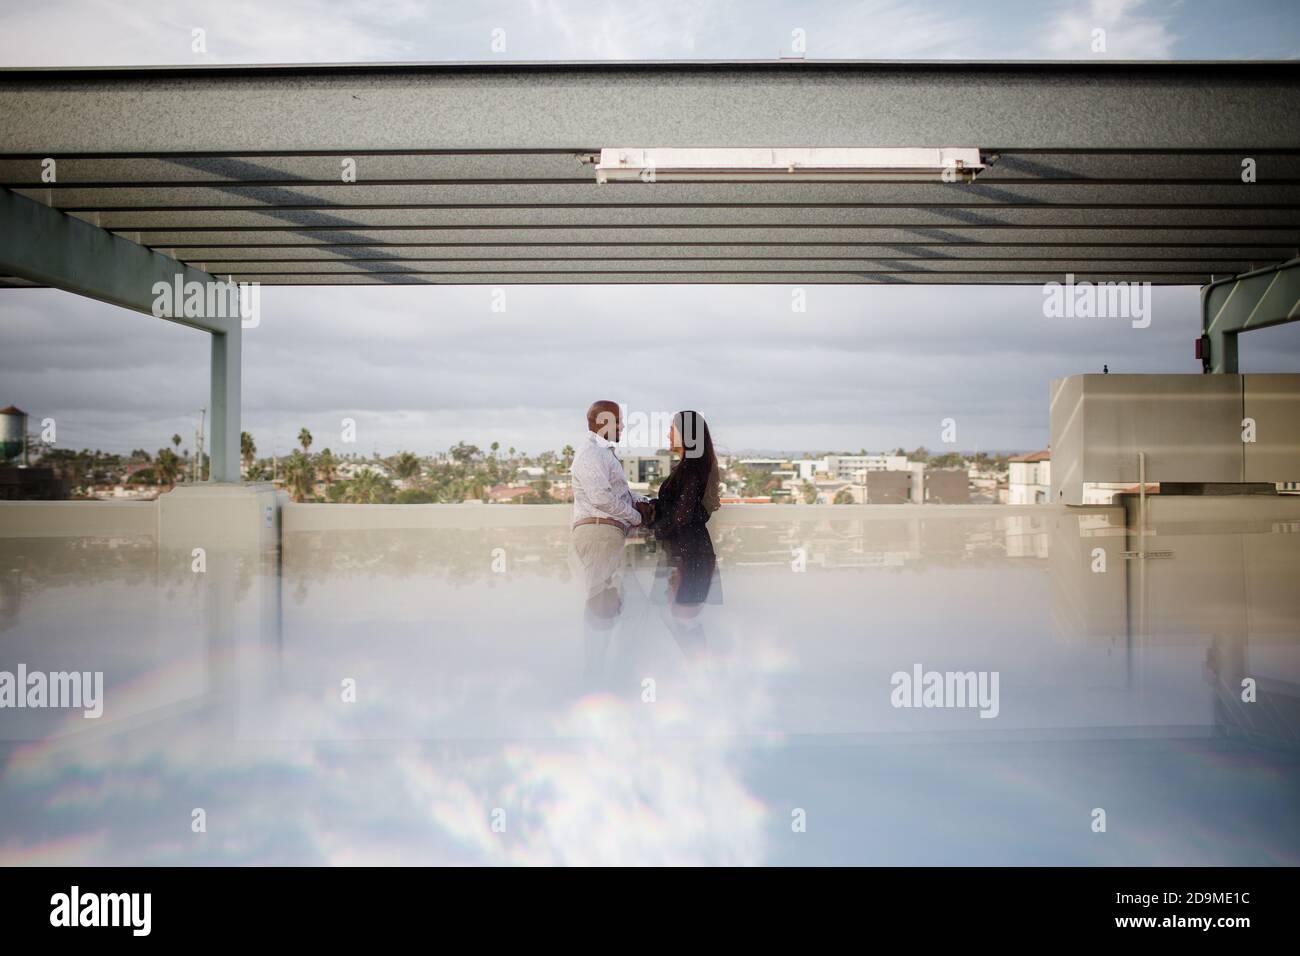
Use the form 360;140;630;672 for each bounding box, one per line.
1138;450;1146;547
1137;451;1147;698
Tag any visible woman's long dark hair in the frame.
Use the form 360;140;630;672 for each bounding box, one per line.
671;410;720;512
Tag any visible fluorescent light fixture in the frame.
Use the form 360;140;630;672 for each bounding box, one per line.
593;147;985;183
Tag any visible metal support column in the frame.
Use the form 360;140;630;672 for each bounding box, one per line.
209;324;241;483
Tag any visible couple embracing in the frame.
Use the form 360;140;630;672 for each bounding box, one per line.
570;401;720;624
571;401;719;541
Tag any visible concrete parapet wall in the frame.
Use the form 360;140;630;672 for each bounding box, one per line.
0;499;157;537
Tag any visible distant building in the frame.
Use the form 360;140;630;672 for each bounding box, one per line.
787;457;973;505
486;483;534;503
1007;451;1051;504
620;452;672;486
792;459;821;480
864;470;911;504
736;458;786;474
107;485;155;500
923;468;971;504
0;467;69;501
822;454;910;481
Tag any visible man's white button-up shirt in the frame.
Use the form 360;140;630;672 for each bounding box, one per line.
570;431;645;529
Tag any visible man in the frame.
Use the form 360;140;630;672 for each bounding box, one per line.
569;395;650;621
570;400;653;682
571;400;652;536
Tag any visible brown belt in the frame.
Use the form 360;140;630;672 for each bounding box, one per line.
573;516;629;534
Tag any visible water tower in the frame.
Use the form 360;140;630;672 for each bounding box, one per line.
0;406;28;464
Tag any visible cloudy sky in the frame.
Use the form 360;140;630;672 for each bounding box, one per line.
2;0;1299;64
2;0;1298;458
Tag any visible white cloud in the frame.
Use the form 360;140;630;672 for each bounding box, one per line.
1042;0;1178;59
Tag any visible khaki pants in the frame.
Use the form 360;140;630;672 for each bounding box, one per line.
571;522;627;601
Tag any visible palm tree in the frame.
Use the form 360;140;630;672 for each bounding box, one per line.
317;448;337;485
240;431;256;474
345;467;392;504
283;449;316;502
561;444;575;472
155;447;181;489
298;428;313;454
390;451;420;482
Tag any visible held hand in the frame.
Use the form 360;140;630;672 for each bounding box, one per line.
635;500;655;525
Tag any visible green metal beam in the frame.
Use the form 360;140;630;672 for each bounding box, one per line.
0;187;242;481
1201;256;1300;373
209;324;241;484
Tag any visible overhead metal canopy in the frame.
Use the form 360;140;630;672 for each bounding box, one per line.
1;59;1299;286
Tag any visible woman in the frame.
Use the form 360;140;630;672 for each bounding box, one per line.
648;411;722;627
648;410;721;540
